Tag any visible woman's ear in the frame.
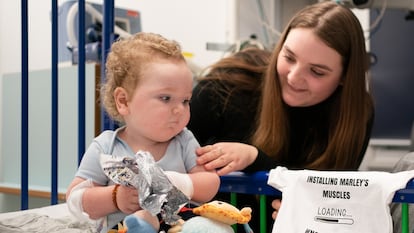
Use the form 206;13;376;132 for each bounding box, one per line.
114;87;129;115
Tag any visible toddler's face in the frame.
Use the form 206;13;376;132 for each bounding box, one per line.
125;60;193;142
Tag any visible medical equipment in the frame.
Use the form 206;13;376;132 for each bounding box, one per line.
206;34;266;59
330;0;414;32
333;0;414;11
57;0;141;63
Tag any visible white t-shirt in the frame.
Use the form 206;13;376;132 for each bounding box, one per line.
267;166;414;233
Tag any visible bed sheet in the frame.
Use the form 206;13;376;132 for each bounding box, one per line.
0;203;97;233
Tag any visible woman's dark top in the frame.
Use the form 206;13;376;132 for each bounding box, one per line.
189;80;374;172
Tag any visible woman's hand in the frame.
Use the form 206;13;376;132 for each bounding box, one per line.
116;185;140;214
195;142;258;176
271;199;282;220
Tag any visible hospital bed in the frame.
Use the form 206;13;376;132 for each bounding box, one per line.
0;171;413;233
0;203;96;232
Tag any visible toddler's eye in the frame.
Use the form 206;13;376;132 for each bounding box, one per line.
183;99;191;105
160;96;171;102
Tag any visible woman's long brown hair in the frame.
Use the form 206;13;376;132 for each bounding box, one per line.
252;1;374;170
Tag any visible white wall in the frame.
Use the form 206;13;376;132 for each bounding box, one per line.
0;0;237;75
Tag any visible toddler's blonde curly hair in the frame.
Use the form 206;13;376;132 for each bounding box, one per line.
101;32;185;123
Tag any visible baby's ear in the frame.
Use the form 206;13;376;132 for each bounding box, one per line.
114;87;129;114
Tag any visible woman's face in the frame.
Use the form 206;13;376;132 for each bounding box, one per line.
277;28;343;107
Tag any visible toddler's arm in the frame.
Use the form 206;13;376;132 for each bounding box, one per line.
188;170;220;203
66;177;140;220
166;167;220;203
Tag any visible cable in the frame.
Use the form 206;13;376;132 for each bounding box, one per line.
367;0;387;32
254;0;281;48
255;0;270;47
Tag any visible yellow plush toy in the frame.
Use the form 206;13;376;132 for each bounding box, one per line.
168;201;252;233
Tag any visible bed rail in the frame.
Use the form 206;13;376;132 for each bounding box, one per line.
20;0;29;211
0;185;66;201
17;0;116;209
19;0;65;209
219;171;414;233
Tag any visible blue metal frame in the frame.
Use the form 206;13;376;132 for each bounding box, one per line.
77;0;86;166
220;171;281;196
100;0;116;133
20;0;29;211
51;0;59;206
19;0;113;208
393;179;414;203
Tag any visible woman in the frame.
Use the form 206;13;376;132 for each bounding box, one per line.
193;0;375;226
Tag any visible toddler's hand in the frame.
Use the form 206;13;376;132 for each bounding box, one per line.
116;185;140;214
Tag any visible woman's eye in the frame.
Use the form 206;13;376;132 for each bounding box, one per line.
183;99;191;105
311;68;325;77
283;55;295;63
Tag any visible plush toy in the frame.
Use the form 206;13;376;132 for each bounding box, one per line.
168;200;252;233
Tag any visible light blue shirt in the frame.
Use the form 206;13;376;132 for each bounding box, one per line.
75;126;199;231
